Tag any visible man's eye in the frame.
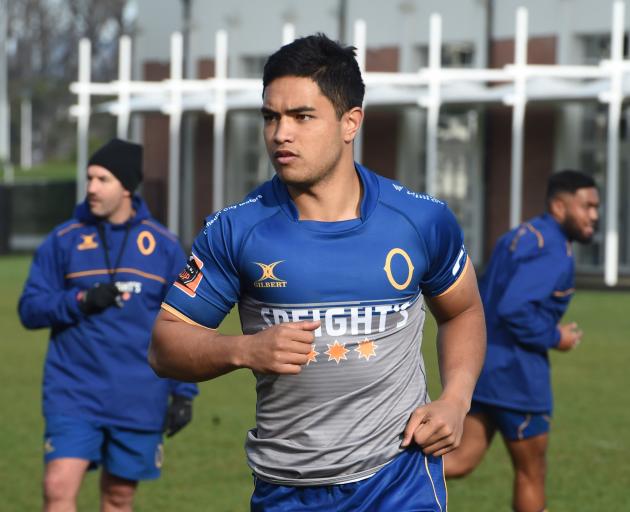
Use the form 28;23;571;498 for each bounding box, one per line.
297;114;313;121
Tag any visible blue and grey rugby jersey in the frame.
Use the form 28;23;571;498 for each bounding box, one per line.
162;164;469;486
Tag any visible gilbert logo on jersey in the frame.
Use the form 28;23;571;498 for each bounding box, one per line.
253;261;287;288
77;233;98;250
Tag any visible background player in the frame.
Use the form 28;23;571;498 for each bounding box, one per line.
18;138;198;512
444;170;599;512
150;34;486;511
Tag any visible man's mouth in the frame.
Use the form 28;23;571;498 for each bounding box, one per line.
274;150;297;165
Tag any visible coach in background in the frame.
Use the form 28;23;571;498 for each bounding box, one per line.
18;138;198;512
445;170;599;512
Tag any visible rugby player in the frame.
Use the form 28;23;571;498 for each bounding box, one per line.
150;33;486;511
444;170;599;512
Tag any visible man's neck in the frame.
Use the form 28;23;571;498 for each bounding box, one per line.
106;200;134;224
289;161;362;222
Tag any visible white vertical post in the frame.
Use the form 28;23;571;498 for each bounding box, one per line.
0;0;11;181
353;19;366;164
425;13;442;198
509;7;528;228
212;30;227;211
20;97;32;169
76;38;91;202
167;32;183;234
282;23;295;45
116;35;132;139
604;0;624;286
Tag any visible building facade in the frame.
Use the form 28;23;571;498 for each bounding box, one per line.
130;0;629;281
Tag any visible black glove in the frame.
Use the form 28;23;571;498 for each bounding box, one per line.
78;282;121;314
163;395;193;437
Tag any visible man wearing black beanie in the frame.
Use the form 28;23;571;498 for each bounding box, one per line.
87;137;144;194
18;138;199;511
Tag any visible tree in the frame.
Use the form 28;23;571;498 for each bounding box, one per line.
6;0;135;163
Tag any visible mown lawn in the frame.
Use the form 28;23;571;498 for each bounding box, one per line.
8;161;76;182
1;254;628;511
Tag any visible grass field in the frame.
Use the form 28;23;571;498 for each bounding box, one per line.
1;254;629;511
5;161;76;183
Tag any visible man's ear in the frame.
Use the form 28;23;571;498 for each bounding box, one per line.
342;107;364;144
548;195;567;221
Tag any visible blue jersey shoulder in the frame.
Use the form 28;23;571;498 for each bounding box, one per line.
202;180;280;238
375;174;454;235
372;172;466;296
377;175;445;209
506;215;568;260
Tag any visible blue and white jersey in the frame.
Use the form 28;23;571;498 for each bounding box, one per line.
163;164;469;485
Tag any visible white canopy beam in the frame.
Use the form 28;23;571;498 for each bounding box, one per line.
603;0;625;286
116;35;132;139
353;19;366;164
0;0;9;174
423;13;442;198
508;7;528;228
166;32;183;234
20;97;32;169
282;23;295;45
76;38;91;202
212;30;228;212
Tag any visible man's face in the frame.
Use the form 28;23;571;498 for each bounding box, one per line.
556;187;600;243
261;76;348;189
86;165;130;222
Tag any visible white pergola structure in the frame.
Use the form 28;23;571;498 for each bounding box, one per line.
71;1;629;286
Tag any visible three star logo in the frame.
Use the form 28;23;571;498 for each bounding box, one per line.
305;338;378;367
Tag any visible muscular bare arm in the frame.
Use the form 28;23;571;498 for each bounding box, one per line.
401;260;486;456
149;309;319;381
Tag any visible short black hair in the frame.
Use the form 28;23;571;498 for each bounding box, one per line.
262;33;365;118
546;169;596;203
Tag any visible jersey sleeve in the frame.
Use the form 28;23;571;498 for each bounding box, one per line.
495;246;565;350
420;203;468;297
161;239;188;297
162;217;241;329
18;231;84;329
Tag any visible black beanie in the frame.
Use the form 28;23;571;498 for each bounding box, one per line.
88;138;143;193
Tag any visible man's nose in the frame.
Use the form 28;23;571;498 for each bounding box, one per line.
274;117;294;144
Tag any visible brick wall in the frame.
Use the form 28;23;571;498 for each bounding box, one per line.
361;47;399;180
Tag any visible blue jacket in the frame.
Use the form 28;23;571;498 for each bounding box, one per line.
473;214;575;412
18;196;198;430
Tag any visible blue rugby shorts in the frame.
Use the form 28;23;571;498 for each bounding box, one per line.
469;401;552;441
251;446;447;512
44;414;163;481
